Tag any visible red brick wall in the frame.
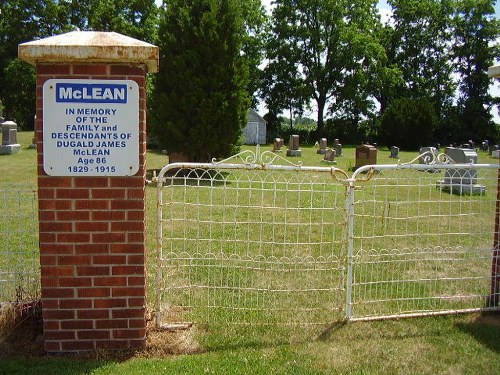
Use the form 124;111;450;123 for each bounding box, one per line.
36;63;147;352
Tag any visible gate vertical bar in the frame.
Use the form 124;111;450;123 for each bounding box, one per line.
345;180;356;320
155;172;164;327
491;169;500;306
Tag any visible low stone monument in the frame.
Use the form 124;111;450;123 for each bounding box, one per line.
321;148;336;164
286;134;302;157
489;144;500;156
317;138;328;154
437;147;485;195
389;146;399;159
333;138;342;156
355;144;377;169
272;137;283;152
0;120;21;155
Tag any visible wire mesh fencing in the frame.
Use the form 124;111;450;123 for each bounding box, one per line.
155;156;349;327
348;163;500;320
0;185;40;303
155;151;500;328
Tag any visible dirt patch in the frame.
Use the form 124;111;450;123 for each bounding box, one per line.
0;301;44;357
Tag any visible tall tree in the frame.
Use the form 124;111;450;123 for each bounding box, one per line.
384;0;456;118
265;0;383;135
58;0;158;43
236;0;268;107
452;0;500;142
152;0;250;162
261;26;309;131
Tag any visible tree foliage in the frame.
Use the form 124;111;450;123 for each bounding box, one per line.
264;0;384;135
452;0;500;142
151;0;250;161
383;0;455;120
380;97;437;150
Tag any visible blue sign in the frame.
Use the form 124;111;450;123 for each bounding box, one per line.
55;83;128;104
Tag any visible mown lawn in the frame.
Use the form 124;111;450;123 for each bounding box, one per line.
0;132;499;374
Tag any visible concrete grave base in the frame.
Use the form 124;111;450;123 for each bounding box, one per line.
0;144;21;155
286;149;302;157
437;180;486;195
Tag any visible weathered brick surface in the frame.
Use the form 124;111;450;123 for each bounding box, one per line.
37;62;147;352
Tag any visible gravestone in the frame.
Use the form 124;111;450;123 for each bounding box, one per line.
355;144;377;169
333;138;343;156
419;146;438;164
321;148;336;164
317;138;328;154
0;120;21;155
389;146;399;158
481;140;489;151
286;134;302;157
489;144;500;156
272;138;284;152
437;147;485;195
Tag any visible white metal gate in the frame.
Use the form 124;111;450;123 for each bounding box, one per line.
155;149;500;328
155;148;349;327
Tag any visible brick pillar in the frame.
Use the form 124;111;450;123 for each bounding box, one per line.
19;32;158;352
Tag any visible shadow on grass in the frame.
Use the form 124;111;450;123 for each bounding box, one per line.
315;320;348;341
456;312;500;353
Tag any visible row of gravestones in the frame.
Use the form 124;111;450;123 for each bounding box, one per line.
273;135;343;163
273;135;485;195
273;135;376;167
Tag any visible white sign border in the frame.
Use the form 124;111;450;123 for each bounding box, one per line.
42;79;140;177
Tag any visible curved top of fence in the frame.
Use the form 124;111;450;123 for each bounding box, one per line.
155;145;349;185
351;150;500;181
154;147;500;187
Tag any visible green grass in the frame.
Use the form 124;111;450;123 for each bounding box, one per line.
0;313;499;374
1;132;500;373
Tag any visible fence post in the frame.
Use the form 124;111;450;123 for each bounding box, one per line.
491;170;500;307
345;181;356;320
488;65;500;307
18;31;158;353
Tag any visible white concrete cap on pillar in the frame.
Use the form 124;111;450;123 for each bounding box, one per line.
488;64;500;78
18;31;159;73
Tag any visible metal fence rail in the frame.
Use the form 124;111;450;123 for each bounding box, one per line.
0;185;40;303
155;149;500;328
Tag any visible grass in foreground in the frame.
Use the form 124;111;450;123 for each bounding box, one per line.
0;313;499;374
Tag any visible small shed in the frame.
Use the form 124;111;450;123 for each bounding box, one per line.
243;108;267;145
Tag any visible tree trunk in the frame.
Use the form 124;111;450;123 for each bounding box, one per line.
316;97;326;135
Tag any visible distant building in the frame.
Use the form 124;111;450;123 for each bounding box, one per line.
243;108;267;145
